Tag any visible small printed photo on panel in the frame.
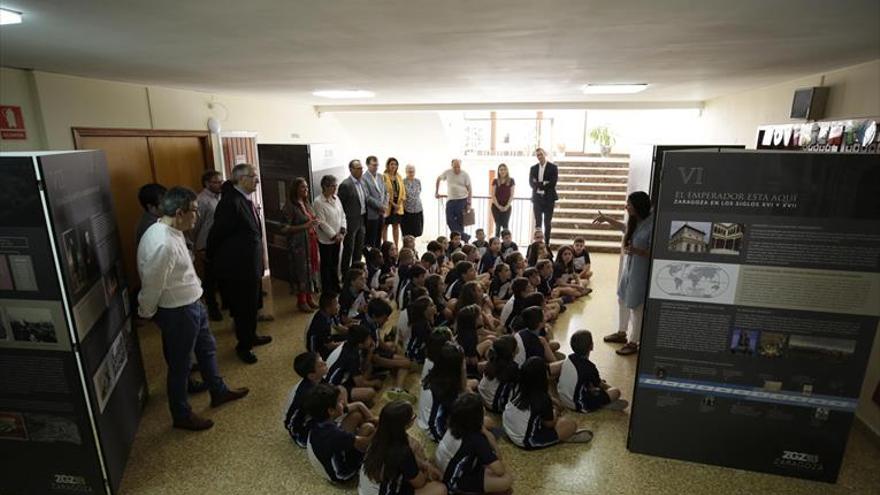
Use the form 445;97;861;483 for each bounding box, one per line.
668;221;711;254
730;328;759;355
709;222;744;255
758;332;787;358
787;334;856;362
2;306;58;343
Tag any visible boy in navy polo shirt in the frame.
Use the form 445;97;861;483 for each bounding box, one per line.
305;383;376;483
478;237;502;275
306;292;348;360
445;261;476;300
499;230;518;258
283;352;376;447
558;330;626;413
357;298;416;403
472;228;489;256
513;307;563;377
326;325;383;404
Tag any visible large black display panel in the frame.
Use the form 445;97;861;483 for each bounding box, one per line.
0;151;147;494
628;151;880;482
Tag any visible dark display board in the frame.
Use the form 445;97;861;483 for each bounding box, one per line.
257;144;312;282
649;145;744;208
0;151;147;494
628;151;880;482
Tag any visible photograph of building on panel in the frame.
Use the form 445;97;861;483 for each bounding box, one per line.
668;221;711;253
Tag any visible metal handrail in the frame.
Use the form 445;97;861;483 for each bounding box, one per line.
436;195;534;245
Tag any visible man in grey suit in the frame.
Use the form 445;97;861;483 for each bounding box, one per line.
337;159;368;272
362;155;387;249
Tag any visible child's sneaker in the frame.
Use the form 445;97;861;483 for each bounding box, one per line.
605;399;629;411
385;387;417;404
567;429;594;443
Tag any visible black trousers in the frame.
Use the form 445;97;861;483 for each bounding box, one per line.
492;205;512;237
533;199;555;244
365;216;384;249
341;218;365;272
200;254;221;311
319;241;341;293
218;277;261;351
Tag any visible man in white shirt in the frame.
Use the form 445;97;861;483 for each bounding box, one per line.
338;159;368;271
138;186;248;431
313;174;346;292
435;158;472;241
192;170;224;321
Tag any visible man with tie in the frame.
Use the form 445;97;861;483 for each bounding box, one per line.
207;163;272;364
362;155;387;249
338;159;368;272
529;148;559;245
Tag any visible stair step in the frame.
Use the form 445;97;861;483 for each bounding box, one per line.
556;182;629;191
556;160;629;168
551;218;620;230
553;208;625;218
558;191;628;200
559;167;628;176
551;227;622;239
557;198;627;207
562;152;630;159
549;239;621;253
557;174;628;183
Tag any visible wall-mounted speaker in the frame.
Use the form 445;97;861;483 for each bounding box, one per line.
790;86;829;120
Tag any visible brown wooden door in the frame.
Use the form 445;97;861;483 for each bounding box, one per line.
150;136;207;193
77;136;154;289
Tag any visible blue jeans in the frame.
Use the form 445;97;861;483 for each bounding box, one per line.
445;198;470;241
154;302;227;420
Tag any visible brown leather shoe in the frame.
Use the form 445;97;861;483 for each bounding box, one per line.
210;387;250;408
173;413;214;431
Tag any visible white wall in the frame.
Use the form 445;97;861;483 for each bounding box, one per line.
0;68;47;151
700;59;880;146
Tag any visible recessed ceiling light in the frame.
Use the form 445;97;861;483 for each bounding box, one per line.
312;90;375;99
0;8;23;25
582;84;648;94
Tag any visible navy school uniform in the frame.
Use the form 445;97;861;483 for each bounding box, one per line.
444;269;458;287
435;430;499;493
536;275;553;297
358;447;420;495
405;320;431;363
340;287;368;320
478;370;519;414
558;353;611;412
432;297;448;327
357;313;395;360
456;327;480;378
282;378;317;448
417;386;453;442
513;328;545;366
489;277;512;302
367;263;383;290
306;311;346;360
502;393;559;450
478;251;500;274
472;239;489;257
307;419;364;482
572;249;591;273
326;343;363;393
500;241;518;258
445;278;464;300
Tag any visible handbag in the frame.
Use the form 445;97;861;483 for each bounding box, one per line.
463;207;476;226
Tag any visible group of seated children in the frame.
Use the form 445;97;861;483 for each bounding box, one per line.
284;228;626;494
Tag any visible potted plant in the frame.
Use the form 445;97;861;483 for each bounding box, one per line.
589;126;615;156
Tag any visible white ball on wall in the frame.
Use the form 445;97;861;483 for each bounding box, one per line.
207;117;221;134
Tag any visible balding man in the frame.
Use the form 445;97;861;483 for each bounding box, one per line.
435;158;472;241
206;163;272;364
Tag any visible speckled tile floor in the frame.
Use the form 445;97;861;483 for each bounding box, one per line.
118;253;880;495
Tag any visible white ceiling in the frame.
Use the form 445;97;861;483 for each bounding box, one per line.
0;0;878;105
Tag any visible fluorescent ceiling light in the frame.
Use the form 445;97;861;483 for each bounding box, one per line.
0;8;22;25
312;90;375;99
582;84;648;94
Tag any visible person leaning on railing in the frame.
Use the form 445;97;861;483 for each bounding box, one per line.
435;158;472;242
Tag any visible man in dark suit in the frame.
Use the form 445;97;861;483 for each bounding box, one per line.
529;147;558;245
337;159;367;272
206;163;272;364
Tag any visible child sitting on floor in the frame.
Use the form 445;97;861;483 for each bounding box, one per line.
305;383;376;483
448;231;463;254
500;230;518;258
359;400;447;495
500;277;530;332
436;393;513;494
306;291;348;360
405;296;436;364
478;335;520;414
402;235;418;258
477;237;502;275
418;343;467;442
425;274;451;326
472;228;489;257
488;263;513;312
503;357;593;450
571;237;593;280
455;304;492;378
552;246;592;296
284;352;375;447
512;307;563;377
357;298;416;403
445;261;476;301
558;330;626;413
340;268;370;325
326;325;383;402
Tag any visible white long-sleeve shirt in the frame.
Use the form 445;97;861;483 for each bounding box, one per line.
312;194;346;244
137;222;203;318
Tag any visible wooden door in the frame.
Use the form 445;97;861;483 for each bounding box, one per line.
77;136;154;289
150;136;206;192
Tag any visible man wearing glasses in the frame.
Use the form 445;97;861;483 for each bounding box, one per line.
207;163;272;364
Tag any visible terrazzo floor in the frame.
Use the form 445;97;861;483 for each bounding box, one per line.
118;253;880;495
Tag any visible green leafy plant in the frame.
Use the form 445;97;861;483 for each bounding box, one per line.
589;126;616;148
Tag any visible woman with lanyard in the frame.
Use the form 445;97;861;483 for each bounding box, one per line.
593;191;652;356
382;157;406;247
401;163;424;238
280;177;322;313
490;163;516;237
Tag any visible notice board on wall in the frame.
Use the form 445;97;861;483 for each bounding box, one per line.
628;150;880;482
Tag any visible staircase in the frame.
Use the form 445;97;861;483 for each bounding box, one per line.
549;156;629;253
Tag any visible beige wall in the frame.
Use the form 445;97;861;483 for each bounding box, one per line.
700;59;880;146
0;68;47;151
2;68;339;152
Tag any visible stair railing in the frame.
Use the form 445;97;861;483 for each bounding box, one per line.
435;195;534;246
